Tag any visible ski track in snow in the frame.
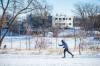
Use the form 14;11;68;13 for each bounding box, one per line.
0;54;100;66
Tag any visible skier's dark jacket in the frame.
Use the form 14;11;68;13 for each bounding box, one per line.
59;40;68;49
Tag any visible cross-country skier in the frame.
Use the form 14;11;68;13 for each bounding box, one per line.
59;40;74;58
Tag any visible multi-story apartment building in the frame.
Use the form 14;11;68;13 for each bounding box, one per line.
52;15;74;29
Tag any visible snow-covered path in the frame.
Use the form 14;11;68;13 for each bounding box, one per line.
0;54;100;66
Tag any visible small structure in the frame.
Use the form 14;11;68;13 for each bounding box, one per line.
52;14;74;29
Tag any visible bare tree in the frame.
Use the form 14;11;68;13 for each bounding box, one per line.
74;2;100;54
74;2;100;30
0;0;45;48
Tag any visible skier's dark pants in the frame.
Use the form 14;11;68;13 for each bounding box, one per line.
64;48;73;57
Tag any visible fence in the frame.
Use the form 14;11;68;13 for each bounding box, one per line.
1;29;100;52
2;36;76;50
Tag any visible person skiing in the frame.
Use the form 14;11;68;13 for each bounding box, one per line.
59;40;74;58
4;45;6;49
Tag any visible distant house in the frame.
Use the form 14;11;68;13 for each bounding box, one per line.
52;15;74;29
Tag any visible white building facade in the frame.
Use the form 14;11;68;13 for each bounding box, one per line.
52;15;74;28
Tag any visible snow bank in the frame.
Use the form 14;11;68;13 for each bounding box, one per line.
0;54;100;66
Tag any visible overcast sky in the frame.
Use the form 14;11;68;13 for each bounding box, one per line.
47;0;99;16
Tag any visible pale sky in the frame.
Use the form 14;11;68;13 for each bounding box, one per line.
47;0;99;16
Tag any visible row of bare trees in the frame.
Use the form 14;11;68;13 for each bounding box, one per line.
0;0;51;48
74;2;100;54
74;2;100;30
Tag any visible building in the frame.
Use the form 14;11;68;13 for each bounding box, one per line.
52;15;74;29
27;14;52;29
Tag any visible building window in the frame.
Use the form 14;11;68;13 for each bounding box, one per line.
55;18;58;20
63;18;65;20
69;18;71;20
69;23;71;25
59;18;61;20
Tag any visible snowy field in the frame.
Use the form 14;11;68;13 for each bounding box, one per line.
0;54;100;66
0;34;100;66
1;36;100;50
1;36;79;49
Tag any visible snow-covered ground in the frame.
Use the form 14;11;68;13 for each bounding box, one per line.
0;36;100;66
0;54;100;66
1;36;100;50
0;30;100;66
1;28;100;49
1;36;80;49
